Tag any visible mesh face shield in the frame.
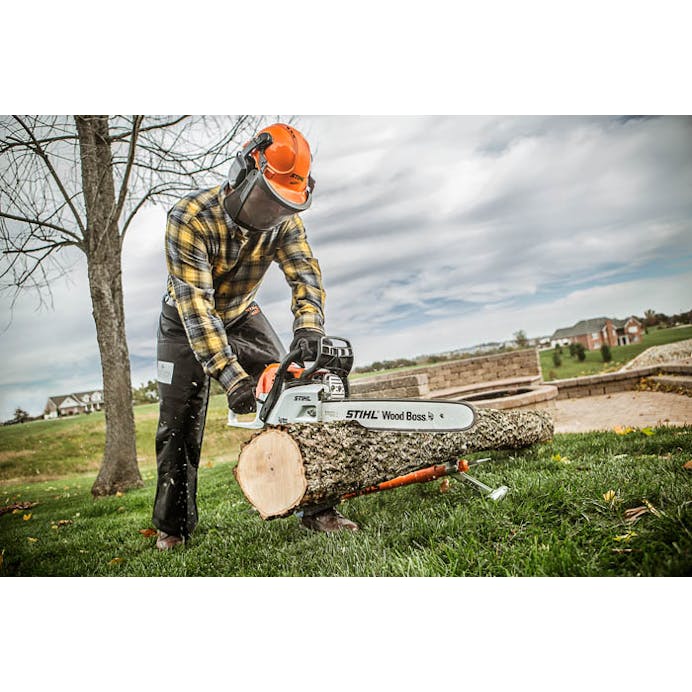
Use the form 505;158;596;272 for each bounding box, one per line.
223;166;314;233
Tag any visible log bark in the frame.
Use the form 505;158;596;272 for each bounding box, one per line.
234;407;554;519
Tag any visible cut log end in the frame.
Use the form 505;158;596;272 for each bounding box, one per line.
234;429;307;519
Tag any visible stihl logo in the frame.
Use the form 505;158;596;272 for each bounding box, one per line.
346;409;379;420
294;395;311;401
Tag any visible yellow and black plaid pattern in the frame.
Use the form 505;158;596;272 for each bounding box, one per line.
165;185;325;393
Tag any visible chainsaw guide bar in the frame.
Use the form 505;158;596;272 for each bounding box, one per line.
228;336;477;433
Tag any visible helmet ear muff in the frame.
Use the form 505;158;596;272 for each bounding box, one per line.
228;153;250;189
227;132;274;190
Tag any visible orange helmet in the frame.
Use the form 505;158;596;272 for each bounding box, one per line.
224;123;315;232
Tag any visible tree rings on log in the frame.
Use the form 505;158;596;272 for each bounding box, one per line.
233;429;307;519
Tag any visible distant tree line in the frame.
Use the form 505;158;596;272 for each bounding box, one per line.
353;342;521;375
640;308;692;329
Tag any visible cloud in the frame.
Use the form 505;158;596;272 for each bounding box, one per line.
1;115;691;419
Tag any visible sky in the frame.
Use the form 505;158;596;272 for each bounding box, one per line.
1;115;691;420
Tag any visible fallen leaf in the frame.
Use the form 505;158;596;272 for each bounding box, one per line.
51;525;58;530
108;557;124;566
683;460;692;471
624;506;649;524
56;519;73;527
0;501;38;517
27;537;38;543
614;426;634;435
603;490;617;503
612;548;634;554
115;491;124;498
138;528;157;538
613;531;637;543
203;461;214;469
117;506;125;512
640;427;654;436
439;478;450;494
22;513;32;521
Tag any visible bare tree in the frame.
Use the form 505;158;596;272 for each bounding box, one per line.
0;115;261;496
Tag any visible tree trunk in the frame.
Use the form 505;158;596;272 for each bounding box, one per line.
234;407;554;519
75;115;142;496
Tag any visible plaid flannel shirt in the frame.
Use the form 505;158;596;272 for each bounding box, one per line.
165;185;325;393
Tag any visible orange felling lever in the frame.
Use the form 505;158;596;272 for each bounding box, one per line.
342;459;470;500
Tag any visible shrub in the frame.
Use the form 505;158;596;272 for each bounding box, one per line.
552;350;562;367
600;344;612;362
575;343;586;361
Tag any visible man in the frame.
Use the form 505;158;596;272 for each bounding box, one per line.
153;122;358;550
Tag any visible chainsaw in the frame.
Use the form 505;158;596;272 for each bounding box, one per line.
228;336;509;501
227;336;476;432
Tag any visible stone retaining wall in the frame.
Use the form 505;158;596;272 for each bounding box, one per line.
349;373;430;399
426;348;541;391
350;348;541;399
545;363;692;399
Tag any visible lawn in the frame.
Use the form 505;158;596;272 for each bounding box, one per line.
540;324;692;380
0;395;254;483
2;424;690;576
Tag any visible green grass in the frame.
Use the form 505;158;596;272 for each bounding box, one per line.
0;395;254;483
541;325;692;380
2;426;691;576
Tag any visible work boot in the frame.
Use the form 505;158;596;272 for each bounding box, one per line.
301;508;359;533
156;530;184;550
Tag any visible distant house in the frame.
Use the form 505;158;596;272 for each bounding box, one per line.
550;316;643;350
44;390;104;419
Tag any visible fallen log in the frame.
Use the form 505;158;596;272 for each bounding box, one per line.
234;407;554;519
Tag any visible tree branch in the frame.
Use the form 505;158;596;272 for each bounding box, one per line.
0;210;83;245
108;115;190;141
13;116;86;237
111;115;143;228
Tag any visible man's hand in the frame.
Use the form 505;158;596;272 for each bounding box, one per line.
290;328;323;365
227;380;256;415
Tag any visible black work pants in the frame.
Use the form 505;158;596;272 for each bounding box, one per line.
152;296;285;538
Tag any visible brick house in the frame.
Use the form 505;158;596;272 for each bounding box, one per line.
550;316;643;350
44;390;104;419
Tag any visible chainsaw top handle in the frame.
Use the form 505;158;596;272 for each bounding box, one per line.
299;336;353;384
259;336;354;423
